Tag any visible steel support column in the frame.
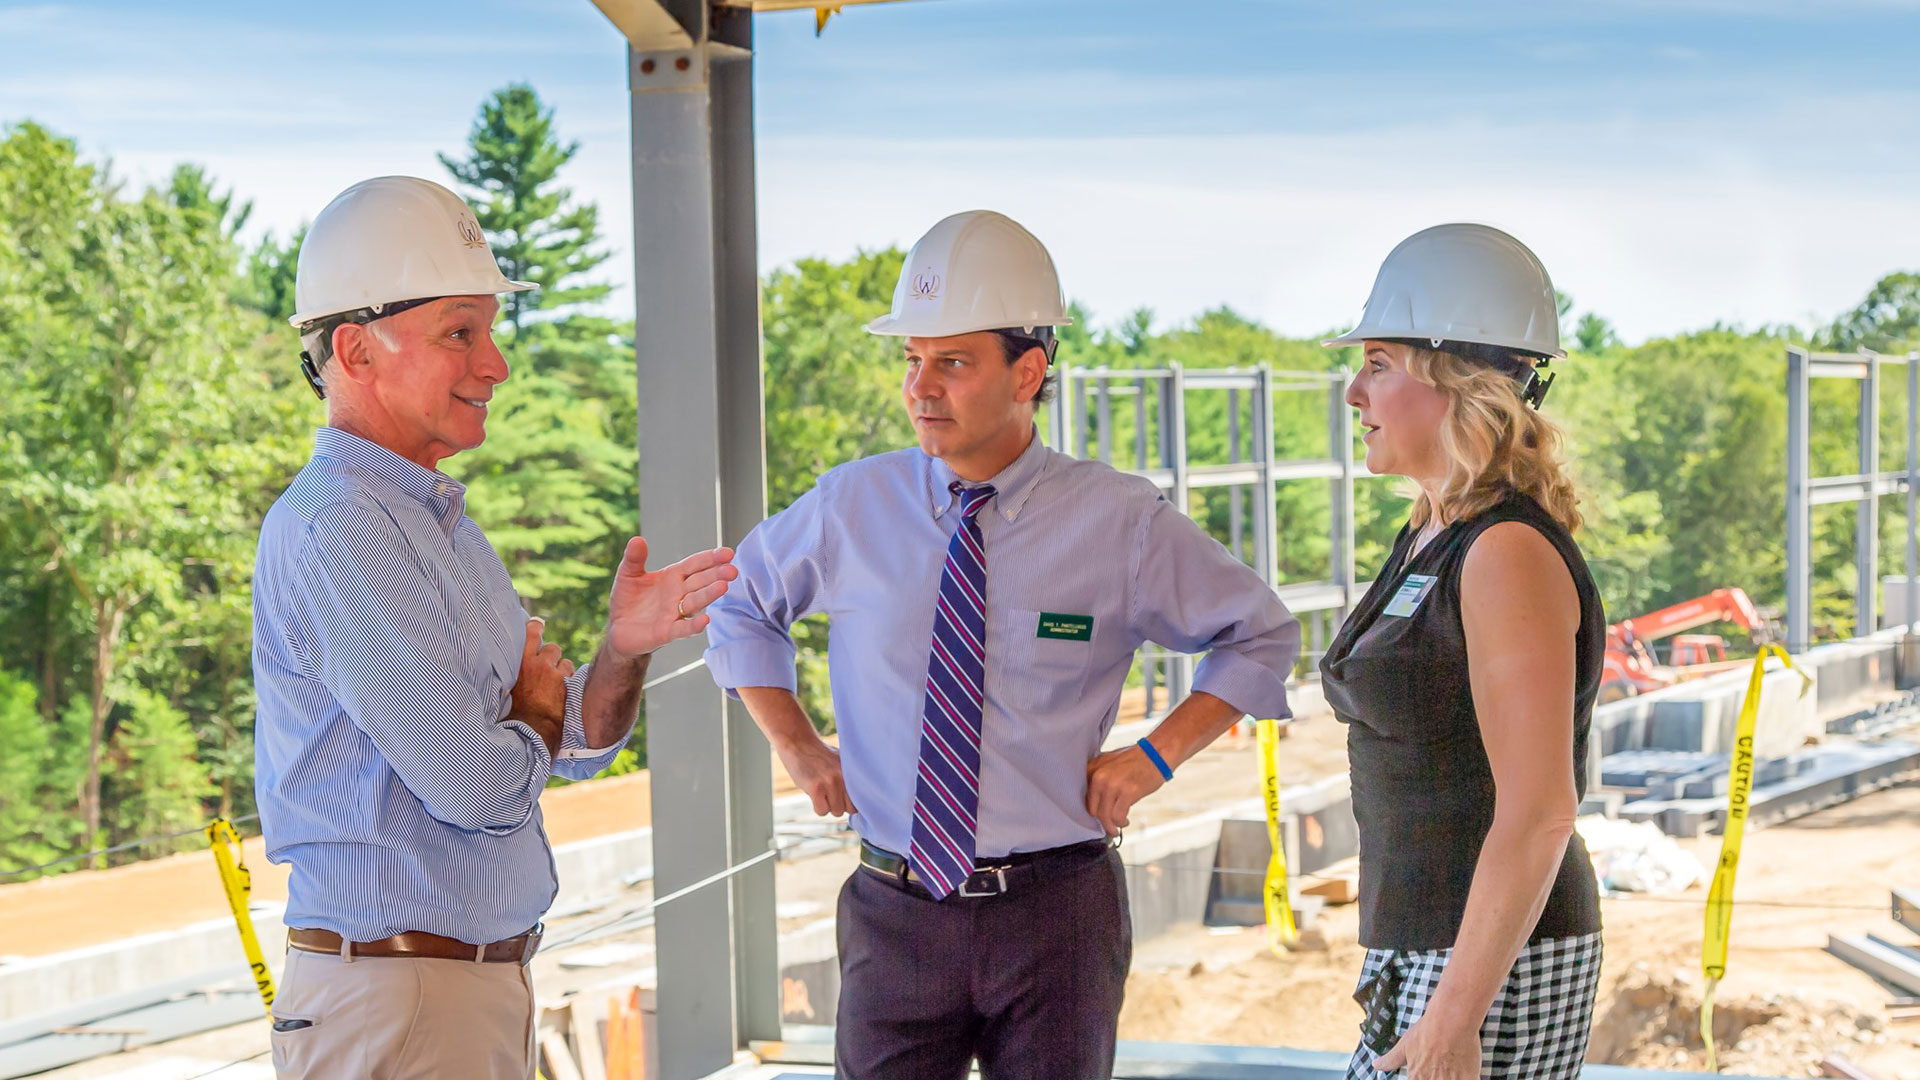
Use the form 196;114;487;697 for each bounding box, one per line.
1257;367;1280;591
626;1;777;1072
1330;367;1356;622
1167;364;1193;699
1907;354;1919;631
1858;353;1881;637
1787;348;1812;653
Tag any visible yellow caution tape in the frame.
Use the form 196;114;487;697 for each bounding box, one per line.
206;818;276;1014
1699;645;1810;1072
1257;718;1297;955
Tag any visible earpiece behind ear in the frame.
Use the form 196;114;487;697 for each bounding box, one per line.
1523;367;1556;410
299;351;327;401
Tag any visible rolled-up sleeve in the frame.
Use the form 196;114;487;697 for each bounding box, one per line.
704;486;831;695
1127;498;1301;720
289;502;551;834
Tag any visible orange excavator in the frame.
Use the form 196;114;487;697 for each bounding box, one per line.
1600;587;1779;703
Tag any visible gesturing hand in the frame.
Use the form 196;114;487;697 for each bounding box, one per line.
510;617;572;758
605;538;739;659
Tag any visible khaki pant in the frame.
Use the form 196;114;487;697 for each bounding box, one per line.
269;946;537;1080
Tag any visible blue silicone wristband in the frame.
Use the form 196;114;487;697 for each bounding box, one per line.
1137;737;1174;781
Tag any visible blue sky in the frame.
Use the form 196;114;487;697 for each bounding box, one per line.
3;0;1917;343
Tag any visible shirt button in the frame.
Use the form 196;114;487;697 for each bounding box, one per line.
435;481;449;495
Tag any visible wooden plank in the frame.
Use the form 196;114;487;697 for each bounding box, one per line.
1819;1055;1883;1080
570;996;609;1080
541;1030;585;1080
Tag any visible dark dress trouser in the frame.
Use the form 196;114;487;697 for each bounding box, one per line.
834;848;1132;1080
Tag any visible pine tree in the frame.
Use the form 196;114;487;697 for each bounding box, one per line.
438;84;610;332
435;86;641;766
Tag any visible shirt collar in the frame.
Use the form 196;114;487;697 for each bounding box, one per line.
311;428;466;530
927;427;1052;524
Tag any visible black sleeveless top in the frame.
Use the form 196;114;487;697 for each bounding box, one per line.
1319;490;1604;951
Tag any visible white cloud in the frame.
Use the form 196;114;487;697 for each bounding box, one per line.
100;121;1917;350
18;3;1915;350
752;130;1920;344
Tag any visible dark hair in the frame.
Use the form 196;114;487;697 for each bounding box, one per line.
992;328;1058;405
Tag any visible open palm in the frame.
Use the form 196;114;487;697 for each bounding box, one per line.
605;537;738;658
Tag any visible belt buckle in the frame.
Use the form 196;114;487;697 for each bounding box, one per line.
957;865;1009;898
520;924;544;966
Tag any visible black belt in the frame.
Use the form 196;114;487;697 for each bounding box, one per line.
858;838;1115;900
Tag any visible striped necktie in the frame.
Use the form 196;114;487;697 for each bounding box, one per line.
908;481;996;899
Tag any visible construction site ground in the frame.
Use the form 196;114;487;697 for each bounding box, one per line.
1120;779;1920;1079
13;697;1920;1079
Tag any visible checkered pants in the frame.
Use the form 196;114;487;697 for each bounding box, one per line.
1345;932;1602;1079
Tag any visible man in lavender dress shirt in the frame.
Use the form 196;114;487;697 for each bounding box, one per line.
704;211;1301;1079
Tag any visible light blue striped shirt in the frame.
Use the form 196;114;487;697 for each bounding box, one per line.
705;429;1300;857
252;428;624;944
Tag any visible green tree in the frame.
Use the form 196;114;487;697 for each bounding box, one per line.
758;248;919;725
0;122;305;860
1574;312;1622;353
1825;271;1920;354
0;670;84;872
244;222;306;323
761;249;914;511
437;87;640;764
439;83;610;332
1559;328;1791;623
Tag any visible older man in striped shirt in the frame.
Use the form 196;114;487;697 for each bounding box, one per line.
252;177;736;1080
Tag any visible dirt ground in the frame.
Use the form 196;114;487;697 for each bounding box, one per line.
1118;779;1920;1080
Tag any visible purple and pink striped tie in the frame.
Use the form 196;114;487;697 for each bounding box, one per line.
908;481;996;899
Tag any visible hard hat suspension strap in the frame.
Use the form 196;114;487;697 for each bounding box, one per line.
1389;338;1557;410
293;295;449;401
994;326;1059;367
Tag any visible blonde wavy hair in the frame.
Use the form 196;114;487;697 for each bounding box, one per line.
1403;346;1583;534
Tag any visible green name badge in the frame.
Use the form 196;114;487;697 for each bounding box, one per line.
1036;612;1094;642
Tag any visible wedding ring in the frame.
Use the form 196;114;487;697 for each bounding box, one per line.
676;597;691;620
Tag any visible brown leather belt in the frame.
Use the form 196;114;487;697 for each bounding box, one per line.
287;925;542;965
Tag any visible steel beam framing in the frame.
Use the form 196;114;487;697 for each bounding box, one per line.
1860;355;1881;637
1784;348;1920;653
627;0;777;1073
1051;365;1371;713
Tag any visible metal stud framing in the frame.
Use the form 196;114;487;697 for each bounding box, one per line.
1048;365;1370;715
1783;347;1920;653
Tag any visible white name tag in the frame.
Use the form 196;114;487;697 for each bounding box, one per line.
1382;574;1438;618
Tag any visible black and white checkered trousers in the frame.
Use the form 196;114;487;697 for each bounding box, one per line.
1345;931;1603;1079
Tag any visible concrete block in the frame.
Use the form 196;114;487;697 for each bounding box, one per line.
1577;791;1625;818
1601;749;1715;789
1805;634;1901;717
1618;738;1920;836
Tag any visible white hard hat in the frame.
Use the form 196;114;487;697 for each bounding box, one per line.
1323;223;1564;361
289;175;535;329
866;210;1073;339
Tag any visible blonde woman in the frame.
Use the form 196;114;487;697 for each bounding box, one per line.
1319;224;1604;1079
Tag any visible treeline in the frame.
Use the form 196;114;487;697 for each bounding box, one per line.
1;86;1916;879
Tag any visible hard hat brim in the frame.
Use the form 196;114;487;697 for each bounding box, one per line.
1320;327;1567;361
866;312;1074;337
289;279;538;329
